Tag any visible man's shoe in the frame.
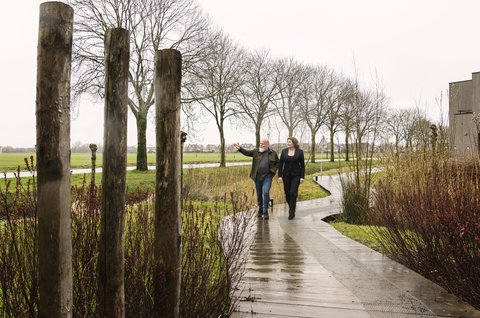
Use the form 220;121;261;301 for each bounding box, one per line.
288;215;295;220
263;214;269;220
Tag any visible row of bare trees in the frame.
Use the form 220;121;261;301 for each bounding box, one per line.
179;29;441;166
68;0;442;170
185;34;391;166
186;30;444;166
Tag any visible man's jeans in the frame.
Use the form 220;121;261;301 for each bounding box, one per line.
255;175;272;217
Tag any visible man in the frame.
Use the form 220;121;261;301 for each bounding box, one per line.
233;139;279;219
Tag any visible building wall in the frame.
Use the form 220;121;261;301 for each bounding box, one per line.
472;72;480;114
449;75;479;157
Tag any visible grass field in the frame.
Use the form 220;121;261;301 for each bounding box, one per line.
0;152;250;172
330;221;384;253
0;152;340;172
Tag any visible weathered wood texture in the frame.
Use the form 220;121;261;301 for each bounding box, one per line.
153;49;183;317
36;2;74;317
89;143;98;184
98;28;130;318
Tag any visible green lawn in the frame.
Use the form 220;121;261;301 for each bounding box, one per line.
330;221;385;253
0;152;253;172
0;152;350;172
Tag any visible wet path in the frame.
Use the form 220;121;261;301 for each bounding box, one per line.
233;175;480;318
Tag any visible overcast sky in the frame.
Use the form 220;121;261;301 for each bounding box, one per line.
1;0;480;147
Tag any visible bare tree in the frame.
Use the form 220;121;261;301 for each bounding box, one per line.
299;65;333;163
324;74;346;162
340;73;388;224
385;108;410;155
186;29;245;167
236;50;279;147
434;91;449;154
349;79;387;187
273;58;307;137
339;78;357;162
401;108;427;151
410;110;433;152
69;0;208;170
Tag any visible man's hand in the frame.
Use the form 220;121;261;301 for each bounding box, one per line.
233;142;241;150
278;177;283;183
300;178;304;184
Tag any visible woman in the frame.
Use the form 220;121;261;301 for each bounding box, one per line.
278;137;305;220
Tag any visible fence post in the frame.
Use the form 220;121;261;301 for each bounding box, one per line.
153;49;182;317
98;28;130;318
36;2;74;317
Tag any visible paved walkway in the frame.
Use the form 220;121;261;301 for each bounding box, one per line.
232;175;480;318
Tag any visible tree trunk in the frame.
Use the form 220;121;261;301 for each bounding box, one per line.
153;49;183;318
345;131;350;161
219;128;226;167
310;131;316;163
136;113;148;170
36;3;73;317
98;28;129;318
255;124;261;148
329;131;335;162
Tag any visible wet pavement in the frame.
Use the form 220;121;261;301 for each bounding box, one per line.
232;175;480;318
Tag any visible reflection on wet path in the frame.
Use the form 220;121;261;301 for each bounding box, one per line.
249;219;305;290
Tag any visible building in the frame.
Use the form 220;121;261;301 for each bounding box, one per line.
449;72;480;157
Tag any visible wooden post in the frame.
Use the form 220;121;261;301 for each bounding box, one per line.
89;143;98;186
98;28;130;318
181;131;187;183
153;49;182;317
36;2;73;317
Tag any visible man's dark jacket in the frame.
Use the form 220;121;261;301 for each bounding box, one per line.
238;147;279;180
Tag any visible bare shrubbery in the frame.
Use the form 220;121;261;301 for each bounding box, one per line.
0;165;254;317
371;153;480;309
0;164;38;317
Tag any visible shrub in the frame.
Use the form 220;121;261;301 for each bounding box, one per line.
371;154;480;309
340;176;370;224
0;159;38;317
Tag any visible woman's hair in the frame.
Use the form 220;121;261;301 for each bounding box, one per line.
287;137;299;149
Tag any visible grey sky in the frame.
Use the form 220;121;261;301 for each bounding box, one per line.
1;0;479;147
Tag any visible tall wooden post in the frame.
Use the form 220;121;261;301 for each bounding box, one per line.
98;28;130;318
36;2;73;317
153;49;182;317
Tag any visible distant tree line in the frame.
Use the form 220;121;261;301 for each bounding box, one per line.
0;146;36;153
